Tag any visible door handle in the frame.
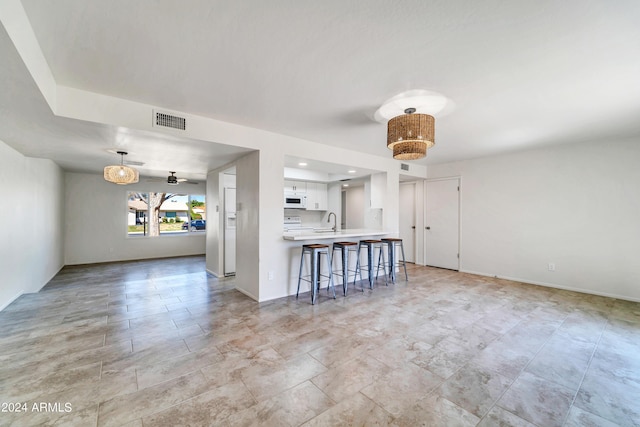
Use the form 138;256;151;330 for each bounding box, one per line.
425;226;431;230
411;226;415;229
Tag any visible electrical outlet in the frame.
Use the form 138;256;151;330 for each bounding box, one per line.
548;263;555;271
268;271;274;280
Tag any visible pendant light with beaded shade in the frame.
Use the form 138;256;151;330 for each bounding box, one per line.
387;108;435;160
104;151;139;185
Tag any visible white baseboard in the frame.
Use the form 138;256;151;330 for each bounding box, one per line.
234;286;259;302
206;269;220;277
0;291;24;312
460;269;640;303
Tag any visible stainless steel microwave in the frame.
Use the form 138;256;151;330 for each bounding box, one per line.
284;192;307;209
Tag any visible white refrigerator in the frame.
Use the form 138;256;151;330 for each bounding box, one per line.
224;187;236;276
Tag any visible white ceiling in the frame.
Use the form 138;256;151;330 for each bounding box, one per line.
2;0;640;180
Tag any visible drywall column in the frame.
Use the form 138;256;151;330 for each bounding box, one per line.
257;149;285;301
234;151;261;300
205;169;222;276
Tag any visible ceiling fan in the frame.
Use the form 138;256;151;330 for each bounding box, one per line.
147;171;199;185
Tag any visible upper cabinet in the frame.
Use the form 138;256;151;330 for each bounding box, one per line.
284;180;327;210
284;180;307;194
306;182;328;211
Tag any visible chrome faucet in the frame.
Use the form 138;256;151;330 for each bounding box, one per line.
328;212;337;232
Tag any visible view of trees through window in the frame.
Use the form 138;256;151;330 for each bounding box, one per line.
127;192;206;237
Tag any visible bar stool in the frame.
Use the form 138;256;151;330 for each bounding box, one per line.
354;240;387;289
331;241;360;296
381;238;408;283
297;244;336;304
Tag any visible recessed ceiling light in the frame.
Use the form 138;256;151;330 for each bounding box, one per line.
348;170;356;174
343;184;349;187
298;162;307;166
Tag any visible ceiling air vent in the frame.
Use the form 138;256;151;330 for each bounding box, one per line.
400;163;410;171
125;160;145;167
153;110;186;130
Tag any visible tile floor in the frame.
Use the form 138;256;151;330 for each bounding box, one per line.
0;256;639;426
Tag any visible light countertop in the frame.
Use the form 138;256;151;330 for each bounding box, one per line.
283;228;389;241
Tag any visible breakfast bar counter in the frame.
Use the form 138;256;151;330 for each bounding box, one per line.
283;229;389;241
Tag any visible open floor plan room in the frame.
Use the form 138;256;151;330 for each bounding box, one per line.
0;256;639;426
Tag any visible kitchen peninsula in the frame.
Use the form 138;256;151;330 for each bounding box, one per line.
283;229;388;241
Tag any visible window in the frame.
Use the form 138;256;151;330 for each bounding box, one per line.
158;194;188;235
188;195;206;233
127;192;149;236
127;192;206;236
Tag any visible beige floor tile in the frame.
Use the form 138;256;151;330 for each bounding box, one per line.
141;380;256;426
301;392;393;426
225;381;333;427
476;406;537;427
135;345;224;389
101;338;190;373
470;341;533;380
564;406;623;427
97;370;212;427
525;334;595;391
273;327;341;360
366;337;433;368
1;361;102;403
200;347;284;388
240;353;328;401
411;338;478;379
497;371;574;427
311;355;390;402
437;364;512;418
574;370;640;427
392;393;480;427
361;362;444;416
308;333;382;369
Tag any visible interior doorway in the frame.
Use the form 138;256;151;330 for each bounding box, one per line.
425;178;460;270
399;182;416;263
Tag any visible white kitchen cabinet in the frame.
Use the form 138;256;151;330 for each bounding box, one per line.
370;173;386;209
306;182;328;211
284;180;307;194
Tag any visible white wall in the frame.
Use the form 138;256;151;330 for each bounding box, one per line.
0;140;64;310
65;172;206;265
344;186;365;228
427;139;640;301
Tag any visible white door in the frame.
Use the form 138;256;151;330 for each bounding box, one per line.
399;182;416;263
425;178;459;270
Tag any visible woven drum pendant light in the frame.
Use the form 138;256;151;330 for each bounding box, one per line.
387;108;435;160
104;151;139;185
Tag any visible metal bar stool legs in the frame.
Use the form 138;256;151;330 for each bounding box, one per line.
354;240;387;289
381;238;408;283
331;242;359;296
296;244;336;304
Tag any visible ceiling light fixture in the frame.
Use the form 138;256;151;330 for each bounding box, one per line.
104;151;139;185
387;108;434;160
375;89;451;161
